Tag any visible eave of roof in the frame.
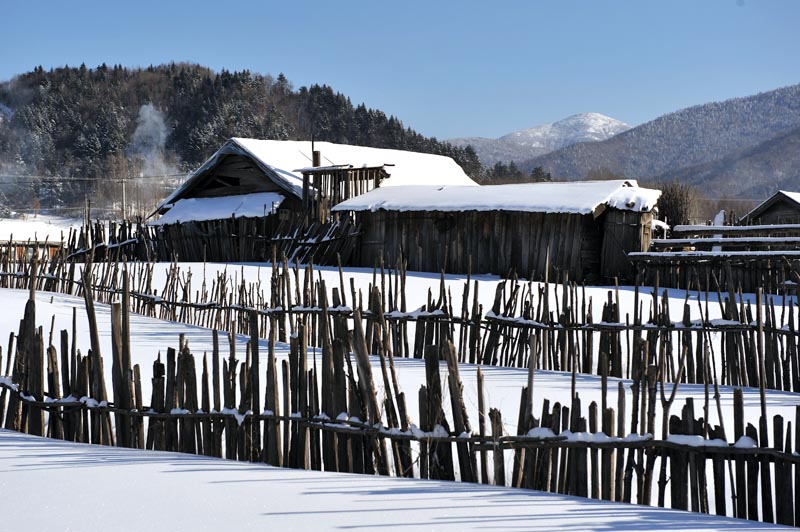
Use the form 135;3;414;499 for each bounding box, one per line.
154;139;305;214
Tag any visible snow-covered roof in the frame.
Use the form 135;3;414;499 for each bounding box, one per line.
234;138;476;187
742;190;800;223
151;192;285;226
780;190;800;204
331;180;660;215
156;138;477;214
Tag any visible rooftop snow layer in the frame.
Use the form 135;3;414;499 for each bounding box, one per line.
782;190;800;204
233;138;477;187
151;192;285;225
332;180;660;215
157;139;477;214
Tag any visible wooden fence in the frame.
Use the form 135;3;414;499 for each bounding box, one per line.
0;270;798;525
3;236;800;395
632;223;800;294
0;217;360;266
150;215;361;265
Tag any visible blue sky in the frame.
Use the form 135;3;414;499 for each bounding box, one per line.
1;0;798;139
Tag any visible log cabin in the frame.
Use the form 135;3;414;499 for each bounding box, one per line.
154;138;477;223
149;138;477;261
739;190;800;225
331;180;661;283
151;138;660;282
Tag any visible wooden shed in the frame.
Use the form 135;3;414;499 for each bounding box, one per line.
740;190;800;225
150;138;477;261
332;180;660;283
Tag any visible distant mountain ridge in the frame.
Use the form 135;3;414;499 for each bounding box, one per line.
520;84;800;198
448;112;629;165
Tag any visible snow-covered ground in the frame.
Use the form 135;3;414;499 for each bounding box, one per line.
0;214;82;242
1;207;798;528
141;260;779;327
0;429;789;531
2;284;798;519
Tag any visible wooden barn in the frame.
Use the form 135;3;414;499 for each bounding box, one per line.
331;180;661;282
151;138;477;261
739;190;800;225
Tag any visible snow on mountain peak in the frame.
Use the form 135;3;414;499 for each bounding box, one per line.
448;112;630;165
500;113;630;151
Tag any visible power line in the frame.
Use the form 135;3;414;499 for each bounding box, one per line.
0;173;186;182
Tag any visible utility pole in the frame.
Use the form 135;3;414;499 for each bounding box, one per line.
121;177;127;221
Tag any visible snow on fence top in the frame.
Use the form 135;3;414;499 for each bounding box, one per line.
151;192;285;226
332;180;660;215
157;138;477;214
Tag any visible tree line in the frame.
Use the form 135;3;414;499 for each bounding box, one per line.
0;63;489;210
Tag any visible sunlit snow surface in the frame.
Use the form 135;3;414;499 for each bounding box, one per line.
0;214;81;242
0;259;798;529
0;429;789;531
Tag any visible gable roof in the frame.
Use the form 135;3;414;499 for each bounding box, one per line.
156;138;477;213
331;180;660;215
741;190;800;223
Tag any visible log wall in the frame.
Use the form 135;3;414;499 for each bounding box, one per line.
354;208;651;283
601;209;654;281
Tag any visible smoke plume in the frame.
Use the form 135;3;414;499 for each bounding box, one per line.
131;103;171;177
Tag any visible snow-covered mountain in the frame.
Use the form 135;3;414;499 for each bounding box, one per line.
521;83;800;198
448;113;630;165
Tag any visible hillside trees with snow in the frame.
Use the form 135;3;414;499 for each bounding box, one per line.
0;63;482;209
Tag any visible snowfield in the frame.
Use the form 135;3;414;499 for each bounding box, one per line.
1;250;799;528
1;282;798;522
0;429;789;531
0;214;82;242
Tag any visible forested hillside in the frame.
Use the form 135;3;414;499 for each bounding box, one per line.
656;124;800;200
0;63;481;210
521;83;800;198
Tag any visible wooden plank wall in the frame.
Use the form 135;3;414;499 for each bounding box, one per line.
635;220;800;293
189;154;286;198
631;256;797;294
156;214;281;262
304;167;387;224
357;210;610;282
747;198;800;225
153;213;359;266
600;209;654;282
